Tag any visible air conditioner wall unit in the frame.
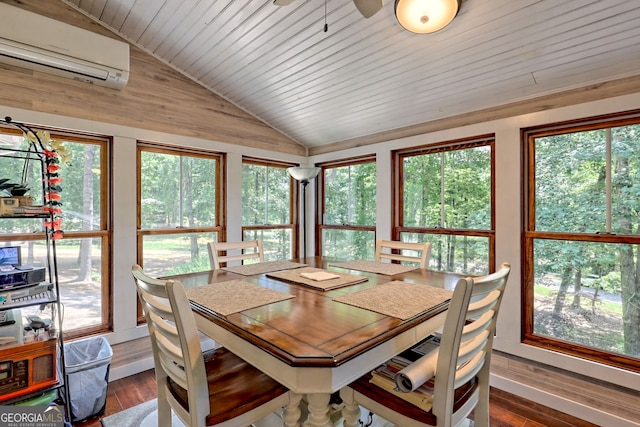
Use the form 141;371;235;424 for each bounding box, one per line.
0;3;129;90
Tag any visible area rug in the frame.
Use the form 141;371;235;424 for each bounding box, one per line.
101;399;184;426
100;397;472;427
101;399;294;426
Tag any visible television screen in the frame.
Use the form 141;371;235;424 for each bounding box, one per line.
0;246;20;266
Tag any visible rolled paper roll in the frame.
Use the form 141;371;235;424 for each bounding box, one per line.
394;350;438;392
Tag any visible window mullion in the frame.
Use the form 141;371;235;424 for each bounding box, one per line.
606;128;612;233
440;152;445;227
179;156;184;227
265;166;269;225
348;166;353;224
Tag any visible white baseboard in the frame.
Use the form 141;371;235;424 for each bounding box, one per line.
108;335;217;382
109;356;154;382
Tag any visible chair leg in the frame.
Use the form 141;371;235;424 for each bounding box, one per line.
472;383;490;427
339;388;361;427
156;395;173;427
283;392;303;427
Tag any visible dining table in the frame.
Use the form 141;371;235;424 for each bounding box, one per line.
165;256;463;427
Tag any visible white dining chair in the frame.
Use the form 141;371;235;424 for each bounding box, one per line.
340;262;511;427
375;240;432;268
207;239;264;269
131;264;301;427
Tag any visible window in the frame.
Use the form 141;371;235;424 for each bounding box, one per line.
137;143;224;278
242;158;296;260
523;111;640;372
318;156;376;259
0;126;110;338
393;136;494;275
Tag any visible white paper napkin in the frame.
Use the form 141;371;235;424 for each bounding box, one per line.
300;271;341;281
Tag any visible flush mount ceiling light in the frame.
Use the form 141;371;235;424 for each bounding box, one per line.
395;0;460;34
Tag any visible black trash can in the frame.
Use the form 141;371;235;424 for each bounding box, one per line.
63;336;113;422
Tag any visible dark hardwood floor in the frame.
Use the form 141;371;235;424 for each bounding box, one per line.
73;369;599;427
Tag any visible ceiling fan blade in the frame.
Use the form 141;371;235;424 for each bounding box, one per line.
353;0;383;18
273;0;296;6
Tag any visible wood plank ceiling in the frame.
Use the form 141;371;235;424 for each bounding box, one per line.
62;0;640;152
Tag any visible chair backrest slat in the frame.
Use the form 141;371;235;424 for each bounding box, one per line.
461;310;494;340
159;354;189;389
208;240;265;269
467;290;500;318
155;332;184;364
375;240;432;268
457;330;489;367
453;352;485;389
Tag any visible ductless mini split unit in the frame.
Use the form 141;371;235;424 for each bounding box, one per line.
0;3;129;90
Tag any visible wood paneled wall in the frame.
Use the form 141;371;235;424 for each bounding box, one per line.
310;74;640;155
0;0;305;156
492;351;640;425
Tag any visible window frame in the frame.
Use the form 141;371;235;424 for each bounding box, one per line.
0;125;112;339
392;135;496;274
522;110;640;373
241;156;297;259
316;154;377;258
136;141;225;322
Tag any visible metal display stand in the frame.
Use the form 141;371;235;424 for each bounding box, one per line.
0;116;70;421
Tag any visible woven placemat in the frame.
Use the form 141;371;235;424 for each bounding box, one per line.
330;260;418;275
267;266;368;291
333;281;452;320
222;260;306;276
185;280;294;316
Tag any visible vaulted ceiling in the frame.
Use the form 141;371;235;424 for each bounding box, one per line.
62;0;640;152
